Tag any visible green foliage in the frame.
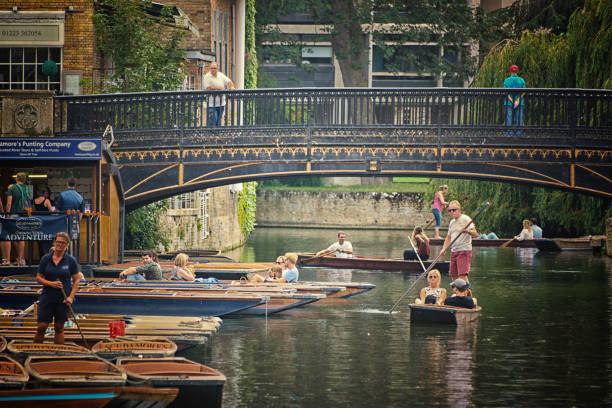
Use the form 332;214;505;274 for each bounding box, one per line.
93;0;186;93
238;182;258;237
426;180;610;237
566;0;612;89
495;0;585;36
245;0;258;89
258;177;323;188
256;0;499;86
125;201;170;250
475;0;611;89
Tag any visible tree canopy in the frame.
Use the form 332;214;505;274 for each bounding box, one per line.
92;0;186;93
256;0;500;87
476;0;612;89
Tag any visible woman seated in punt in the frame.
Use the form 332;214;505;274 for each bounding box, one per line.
414;269;446;305
171;253;195;281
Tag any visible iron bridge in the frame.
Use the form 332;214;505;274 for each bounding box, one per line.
55;88;612;210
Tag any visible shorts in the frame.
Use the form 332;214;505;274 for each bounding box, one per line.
37;296;69;324
432;209;442;227
449;250;472;278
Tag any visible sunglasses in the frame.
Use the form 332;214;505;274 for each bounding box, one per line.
54;241;69;246
448;208;458;212
428;275;438;279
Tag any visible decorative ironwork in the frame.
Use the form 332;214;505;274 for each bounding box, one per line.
52;88;612;206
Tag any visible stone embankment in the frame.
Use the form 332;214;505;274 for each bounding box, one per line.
256;189;447;230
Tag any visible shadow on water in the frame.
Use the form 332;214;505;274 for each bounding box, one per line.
186;228;611;407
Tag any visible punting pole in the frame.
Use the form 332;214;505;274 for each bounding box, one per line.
59;283;89;348
388;202;490;314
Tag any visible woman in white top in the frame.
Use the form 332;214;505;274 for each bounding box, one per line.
515;219;534;241
415;269;447;305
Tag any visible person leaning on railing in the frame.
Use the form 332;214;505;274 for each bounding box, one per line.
503;65;526;136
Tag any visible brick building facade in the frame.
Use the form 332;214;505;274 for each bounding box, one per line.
0;0;238;94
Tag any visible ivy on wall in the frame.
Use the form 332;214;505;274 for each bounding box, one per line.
238;182;258;237
245;0;258;90
125;200;171;250
237;0;259;239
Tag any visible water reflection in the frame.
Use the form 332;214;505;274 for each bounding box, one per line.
409;323;478;408
203;228;610;408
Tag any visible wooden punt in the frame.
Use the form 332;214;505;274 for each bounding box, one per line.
409;304;481;325
0;289;267;317
116;357;226;408
533;237;593;251
25;355;126;386
428;238;537;248
7;340;92;357
0;354;28;389
92;337;177;359
93;261;273;280
0;386;178;408
297;253;450;273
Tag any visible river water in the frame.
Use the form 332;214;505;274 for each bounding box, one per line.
183;228;611;407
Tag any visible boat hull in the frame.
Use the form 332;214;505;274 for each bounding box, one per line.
0;386;178;408
116;357;225;408
533;238;593;251
0;290;264;317
409;304;481;325
298;254;449;273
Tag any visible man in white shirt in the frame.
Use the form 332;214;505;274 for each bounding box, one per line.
440;200;479;283
203;62;235;126
317;231;353;258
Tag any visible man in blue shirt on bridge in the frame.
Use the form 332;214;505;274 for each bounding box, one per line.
503;64;526;135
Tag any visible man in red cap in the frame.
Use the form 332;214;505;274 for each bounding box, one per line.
503;65;526;135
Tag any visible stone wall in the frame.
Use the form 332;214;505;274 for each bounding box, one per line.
256;189;446;230
160;185;244;252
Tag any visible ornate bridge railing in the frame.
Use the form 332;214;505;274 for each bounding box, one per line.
55;88;612;152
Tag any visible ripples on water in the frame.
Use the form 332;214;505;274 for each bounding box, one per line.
182;228;611;407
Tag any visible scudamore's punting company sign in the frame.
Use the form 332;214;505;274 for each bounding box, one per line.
0;138;101;160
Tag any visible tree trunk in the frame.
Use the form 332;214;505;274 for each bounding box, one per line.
329;0;368;87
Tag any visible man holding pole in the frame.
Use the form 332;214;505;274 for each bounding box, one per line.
440;200;479;283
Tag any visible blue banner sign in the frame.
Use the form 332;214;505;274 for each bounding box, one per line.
0;215;67;241
0;138;101;160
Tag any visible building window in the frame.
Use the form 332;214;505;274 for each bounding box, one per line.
0;47;62;91
169;192;197;210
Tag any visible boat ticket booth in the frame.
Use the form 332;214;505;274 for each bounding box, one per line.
0;91;123;270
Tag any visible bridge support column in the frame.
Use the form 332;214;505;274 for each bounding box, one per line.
234;0;245;89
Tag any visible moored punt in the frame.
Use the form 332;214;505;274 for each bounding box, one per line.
297;253;450;273
0;288;267;317
0;386;178;408
0;354;28;389
92;337;177;359
409;304;482;325
25;355;126;386
0;313;220;349
429;236;604;250
93;261;274;280
116;357;226;408
428;238;537;248
7;340;92;357
533;237;594;251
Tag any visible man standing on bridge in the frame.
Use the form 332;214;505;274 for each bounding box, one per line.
504;64;526;135
204;62;235;126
